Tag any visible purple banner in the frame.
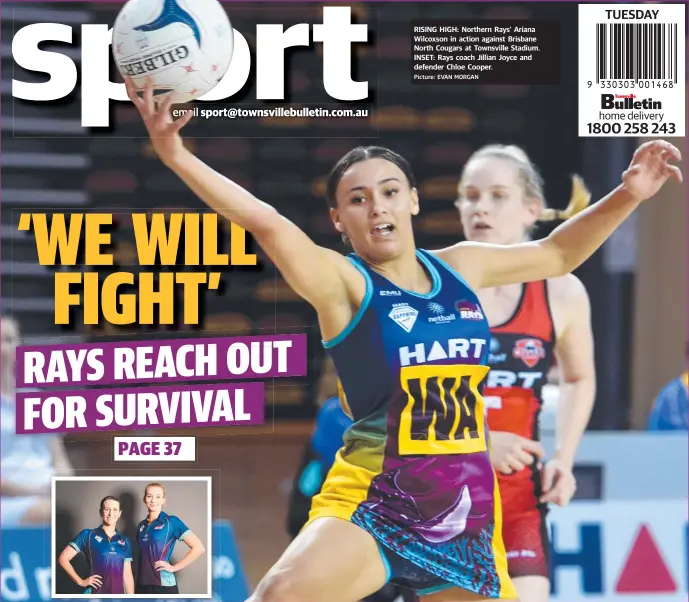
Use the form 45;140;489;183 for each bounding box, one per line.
16;381;265;435
16;334;307;388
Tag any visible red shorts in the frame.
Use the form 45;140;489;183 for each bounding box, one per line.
499;477;551;579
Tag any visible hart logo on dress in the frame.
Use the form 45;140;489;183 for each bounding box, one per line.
398;338;487;366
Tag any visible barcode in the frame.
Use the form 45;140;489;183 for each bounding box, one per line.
595;23;678;83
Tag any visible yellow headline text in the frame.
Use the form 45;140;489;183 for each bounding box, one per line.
17;213;257;326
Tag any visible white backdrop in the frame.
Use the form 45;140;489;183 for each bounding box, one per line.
549;500;688;602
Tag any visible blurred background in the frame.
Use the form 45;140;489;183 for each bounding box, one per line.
1;2;687;602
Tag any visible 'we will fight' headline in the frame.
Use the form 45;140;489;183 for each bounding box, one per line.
15;334;306;435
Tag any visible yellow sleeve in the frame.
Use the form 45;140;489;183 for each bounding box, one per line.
337;379;354;420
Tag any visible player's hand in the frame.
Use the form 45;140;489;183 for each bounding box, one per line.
540;458;576;506
154;560;176;573
124;77;194;166
622;140;682;202
80;575;102;589
489;432;545;475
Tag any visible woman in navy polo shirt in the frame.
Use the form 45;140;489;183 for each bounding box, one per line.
58;495;134;594
135;482;206;594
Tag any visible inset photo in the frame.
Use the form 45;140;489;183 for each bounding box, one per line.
52;476;211;598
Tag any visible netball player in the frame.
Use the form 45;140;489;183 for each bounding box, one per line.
126;76;680;602
135;482;206;594
454;146;597;602
287;357;418;602
58;496;134;594
286;357;354;539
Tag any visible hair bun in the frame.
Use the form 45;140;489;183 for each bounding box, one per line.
539;174;592;222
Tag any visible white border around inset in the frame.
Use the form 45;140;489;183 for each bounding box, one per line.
51;475;213;599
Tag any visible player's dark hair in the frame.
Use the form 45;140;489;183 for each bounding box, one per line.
325;146;417;209
99;496;120;513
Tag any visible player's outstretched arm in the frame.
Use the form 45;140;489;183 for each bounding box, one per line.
125;78;355;314
435;140;682;289
540;275;596;507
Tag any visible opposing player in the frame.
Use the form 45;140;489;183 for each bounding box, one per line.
135;482;206;595
58;496;134;594
454;145;597;602
126;76;681;602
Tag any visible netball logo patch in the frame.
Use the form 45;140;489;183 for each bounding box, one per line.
488;337;507;364
512;338;546;368
427;302;456;324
